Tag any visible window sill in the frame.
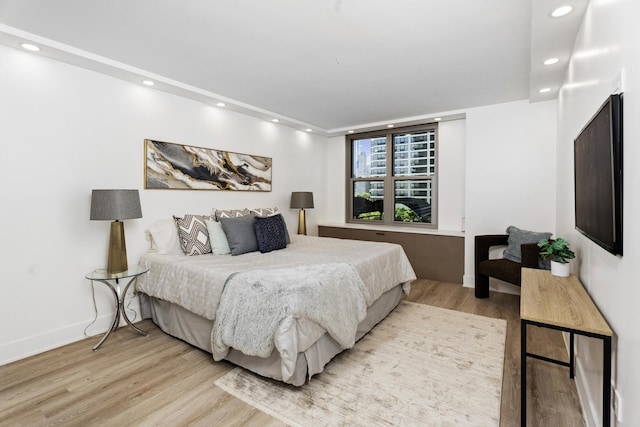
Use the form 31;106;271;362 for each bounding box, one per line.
318;222;464;237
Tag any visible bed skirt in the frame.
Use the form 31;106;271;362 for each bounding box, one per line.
139;284;404;386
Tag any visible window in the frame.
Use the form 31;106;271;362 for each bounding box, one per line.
347;124;437;227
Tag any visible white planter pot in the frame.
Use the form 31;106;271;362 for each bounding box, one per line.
550;260;570;277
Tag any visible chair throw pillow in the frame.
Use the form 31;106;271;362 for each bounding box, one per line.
504;225;552;263
219;214;259;256
174;214;213;256
253;214;288;253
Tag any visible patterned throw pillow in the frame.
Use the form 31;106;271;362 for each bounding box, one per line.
249;207;279;217
173;214;213;256
213;208;250;221
253;214;288;253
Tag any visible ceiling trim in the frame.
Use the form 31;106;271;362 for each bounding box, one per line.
0;23;469;138
326;112;467;138
0;24;324;134
0;24;465;137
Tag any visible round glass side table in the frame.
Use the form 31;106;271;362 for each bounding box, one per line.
85;265;150;351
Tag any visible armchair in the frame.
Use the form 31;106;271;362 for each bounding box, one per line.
474;234;542;298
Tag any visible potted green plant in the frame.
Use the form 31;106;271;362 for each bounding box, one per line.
537;238;576;277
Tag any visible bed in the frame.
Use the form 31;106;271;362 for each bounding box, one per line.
136;221;416;386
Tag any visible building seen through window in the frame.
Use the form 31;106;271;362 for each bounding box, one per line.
349;124;437;227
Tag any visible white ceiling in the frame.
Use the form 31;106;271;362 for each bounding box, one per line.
0;0;587;136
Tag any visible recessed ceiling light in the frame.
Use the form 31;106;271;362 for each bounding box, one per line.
142;80;155;86
387;124;394;128
543;58;560;66
21;43;40;52
305;128;312;132
216;102;226;107
551;5;573;18
434;117;442;121
539;87;552;93
272;119;279;123
348;130;355;134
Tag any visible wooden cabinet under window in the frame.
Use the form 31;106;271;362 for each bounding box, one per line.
318;225;464;284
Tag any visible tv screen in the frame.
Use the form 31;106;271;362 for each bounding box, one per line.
574;93;623;255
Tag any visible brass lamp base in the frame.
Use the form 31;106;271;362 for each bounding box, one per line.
107;220;128;274
297;209;307;235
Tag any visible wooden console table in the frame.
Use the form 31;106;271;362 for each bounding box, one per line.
520;268;613;426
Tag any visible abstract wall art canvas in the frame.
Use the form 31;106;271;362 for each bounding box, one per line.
145;139;272;191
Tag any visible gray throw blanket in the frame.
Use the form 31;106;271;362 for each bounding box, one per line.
211;263;368;361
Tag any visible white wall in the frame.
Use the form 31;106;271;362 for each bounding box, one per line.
463;99;558;290
324;135;347;224
556;0;640;424
0;44;328;364
438;119;466;231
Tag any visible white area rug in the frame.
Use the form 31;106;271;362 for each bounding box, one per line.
215;301;506;426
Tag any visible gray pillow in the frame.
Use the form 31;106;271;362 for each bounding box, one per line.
219;214;258;256
504;225;551;263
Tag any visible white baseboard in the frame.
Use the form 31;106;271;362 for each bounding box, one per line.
462;274;521;296
0;298;142;366
0;314;113;366
574;356;600;427
462;274;475;288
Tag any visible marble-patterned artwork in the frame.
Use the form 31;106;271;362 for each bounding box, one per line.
145;139;272;191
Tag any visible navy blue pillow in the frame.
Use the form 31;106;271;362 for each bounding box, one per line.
253;214;288;253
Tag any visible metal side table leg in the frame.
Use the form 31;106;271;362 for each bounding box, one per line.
121;276;148;337
92;279;120;351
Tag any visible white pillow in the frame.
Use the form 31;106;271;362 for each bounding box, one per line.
205;219;231;255
145;218;183;255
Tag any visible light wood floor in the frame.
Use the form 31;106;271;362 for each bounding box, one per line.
0;280;584;426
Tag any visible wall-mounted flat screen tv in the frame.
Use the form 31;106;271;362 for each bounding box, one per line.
574;93;623;255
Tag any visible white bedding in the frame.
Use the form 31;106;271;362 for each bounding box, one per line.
212;263;367;359
138;235;415;318
137;234;416;381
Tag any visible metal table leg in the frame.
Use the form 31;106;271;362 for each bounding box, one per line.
121;276;148;336
91;276;148;351
92;279;120;351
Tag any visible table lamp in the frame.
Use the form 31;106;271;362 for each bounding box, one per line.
290;191;314;235
90;189;142;274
